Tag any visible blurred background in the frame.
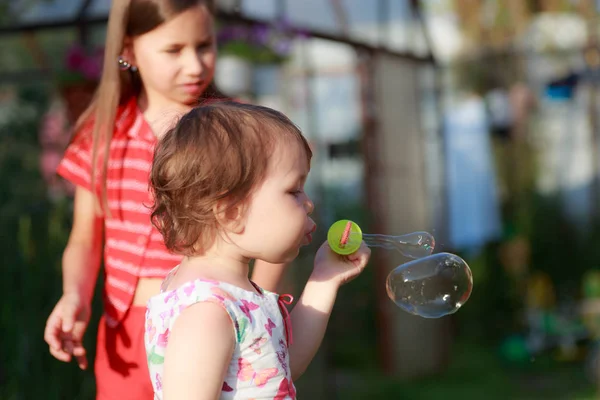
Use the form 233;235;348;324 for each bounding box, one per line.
5;0;600;398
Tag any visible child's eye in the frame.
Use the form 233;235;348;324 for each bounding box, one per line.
165;48;181;54
288;190;302;197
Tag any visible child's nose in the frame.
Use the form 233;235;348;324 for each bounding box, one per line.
184;50;203;76
305;198;314;215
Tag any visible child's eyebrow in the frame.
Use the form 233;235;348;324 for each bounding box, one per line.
196;36;214;44
162;36;214;47
284;173;306;186
296;174;307;185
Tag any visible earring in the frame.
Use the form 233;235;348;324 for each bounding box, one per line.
118;56;136;71
118;56;130;70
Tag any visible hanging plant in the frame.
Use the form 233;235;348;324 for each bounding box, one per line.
217;20;307;64
37;44;105;200
56;44;104;86
54;44;103;123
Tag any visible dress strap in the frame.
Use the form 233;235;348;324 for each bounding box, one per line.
278;294;294;347
160;265;180;293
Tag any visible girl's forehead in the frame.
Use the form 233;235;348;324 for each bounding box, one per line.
135;4;214;43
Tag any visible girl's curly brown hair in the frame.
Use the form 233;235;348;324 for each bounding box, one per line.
150;101;312;256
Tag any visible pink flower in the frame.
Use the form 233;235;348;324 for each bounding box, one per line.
40;150;62;183
64;44;105;81
65;45;86;71
39;111;67;146
80;58;102;81
146;319;157;343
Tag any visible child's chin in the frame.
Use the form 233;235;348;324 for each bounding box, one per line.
264;249;299;265
283;247;301;263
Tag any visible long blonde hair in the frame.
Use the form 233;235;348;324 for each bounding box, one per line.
73;0;217;214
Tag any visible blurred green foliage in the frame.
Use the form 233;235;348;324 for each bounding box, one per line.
0;83;101;399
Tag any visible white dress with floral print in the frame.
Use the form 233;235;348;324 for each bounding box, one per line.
145;273;296;400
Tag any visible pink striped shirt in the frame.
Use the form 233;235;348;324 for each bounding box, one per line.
57;97;182;327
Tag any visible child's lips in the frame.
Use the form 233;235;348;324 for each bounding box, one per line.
181;82;203;95
305;232;313;243
304;224;316;244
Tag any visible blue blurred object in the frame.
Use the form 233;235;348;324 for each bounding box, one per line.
544;73;579;100
544;85;574;100
443;97;502;251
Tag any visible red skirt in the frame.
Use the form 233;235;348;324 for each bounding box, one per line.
94;306;154;400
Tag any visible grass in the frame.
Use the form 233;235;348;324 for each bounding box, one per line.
333;342;597;400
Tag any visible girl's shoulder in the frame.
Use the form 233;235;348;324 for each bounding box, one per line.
70;96;138;143
113;96;142;137
146;277;281;349
148;276;277;313
152;277;237;307
148;275;279;323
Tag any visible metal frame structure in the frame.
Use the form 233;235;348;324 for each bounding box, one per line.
0;0;435;64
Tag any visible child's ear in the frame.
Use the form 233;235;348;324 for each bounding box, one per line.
120;36;137;68
213;199;245;234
